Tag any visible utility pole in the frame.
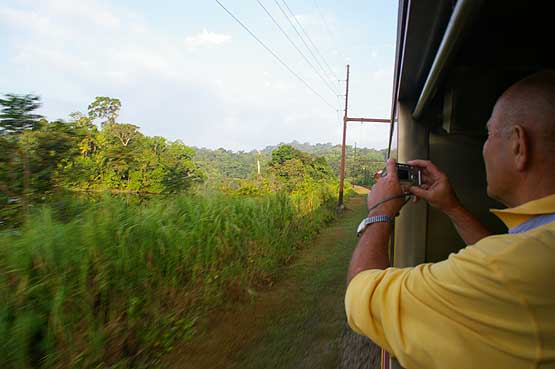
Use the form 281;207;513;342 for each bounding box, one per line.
337;65;391;210
337;65;350;210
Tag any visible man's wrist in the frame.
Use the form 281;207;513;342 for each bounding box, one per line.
368;208;397;218
443;202;465;218
367;194;406;217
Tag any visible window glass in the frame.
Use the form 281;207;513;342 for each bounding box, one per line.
388;119;398;160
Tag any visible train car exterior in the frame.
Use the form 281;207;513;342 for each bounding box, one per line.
383;1;553;368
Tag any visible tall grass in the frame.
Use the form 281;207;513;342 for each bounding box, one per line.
0;184;341;368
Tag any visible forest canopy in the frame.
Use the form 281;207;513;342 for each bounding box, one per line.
0;94;385;227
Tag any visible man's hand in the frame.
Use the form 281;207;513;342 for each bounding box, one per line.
368;159;405;217
407;159;461;215
407;159;491;244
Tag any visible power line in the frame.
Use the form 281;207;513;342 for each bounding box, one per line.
283;0;338;82
311;0;347;62
273;0;336;92
281;0;339;82
255;0;337;96
215;0;335;110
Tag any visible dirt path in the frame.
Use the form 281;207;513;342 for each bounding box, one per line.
165;186;372;369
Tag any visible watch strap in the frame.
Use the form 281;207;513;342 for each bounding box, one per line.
356;215;393;236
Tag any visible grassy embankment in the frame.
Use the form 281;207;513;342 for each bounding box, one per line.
0;184;348;368
166;187;371;369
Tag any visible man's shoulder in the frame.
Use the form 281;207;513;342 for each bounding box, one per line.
472;221;555;257
466;222;555;292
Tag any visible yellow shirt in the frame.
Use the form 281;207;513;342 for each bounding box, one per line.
345;195;555;369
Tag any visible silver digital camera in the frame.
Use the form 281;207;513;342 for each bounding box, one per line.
381;163;422;186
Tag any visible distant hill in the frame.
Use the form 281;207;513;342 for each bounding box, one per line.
193;141;387;187
260;140;387;158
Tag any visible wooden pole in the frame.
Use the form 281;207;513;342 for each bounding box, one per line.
337;65;391;210
337;65;350;210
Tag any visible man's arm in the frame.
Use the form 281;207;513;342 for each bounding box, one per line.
442;204;492;245
347;159;405;284
346;221;391;284
408;159;491;245
345;242;517;369
346;158;491;284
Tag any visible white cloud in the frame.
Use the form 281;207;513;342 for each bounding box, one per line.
185;29;231;48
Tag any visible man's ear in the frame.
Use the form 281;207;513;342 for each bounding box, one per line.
511;125;528;171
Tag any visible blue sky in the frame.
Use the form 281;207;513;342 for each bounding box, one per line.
0;0;398;151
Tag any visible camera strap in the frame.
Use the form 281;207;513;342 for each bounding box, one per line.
368;193;413;214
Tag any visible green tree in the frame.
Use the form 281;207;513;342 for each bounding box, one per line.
104;123;140;147
88;96;121;126
20;120;80;193
270;145;308;166
161;141;205;192
69;111;94;129
267;145;336;192
0;94;43;136
0;137;18;196
310;156;334;179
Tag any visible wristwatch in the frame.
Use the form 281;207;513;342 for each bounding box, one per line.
356;215;393;236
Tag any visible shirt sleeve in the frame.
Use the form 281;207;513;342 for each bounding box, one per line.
345;243;532;369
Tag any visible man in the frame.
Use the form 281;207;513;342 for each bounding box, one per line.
345;70;555;369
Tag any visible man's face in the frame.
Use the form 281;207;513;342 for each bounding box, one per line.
482;100;513;204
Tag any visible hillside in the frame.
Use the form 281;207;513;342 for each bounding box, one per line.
193;141;387;187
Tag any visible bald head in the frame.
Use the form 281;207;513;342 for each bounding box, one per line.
497;70;555;156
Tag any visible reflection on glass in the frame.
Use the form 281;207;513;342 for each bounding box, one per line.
388;120;398;160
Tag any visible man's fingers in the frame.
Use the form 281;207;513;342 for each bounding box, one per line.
408;159;442;178
421;172;433;184
386;158;397;178
408;185;429;200
407;159;430;167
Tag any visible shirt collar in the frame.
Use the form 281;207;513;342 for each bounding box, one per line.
490;194;555;229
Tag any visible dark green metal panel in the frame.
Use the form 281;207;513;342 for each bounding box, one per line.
426;132;505;262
